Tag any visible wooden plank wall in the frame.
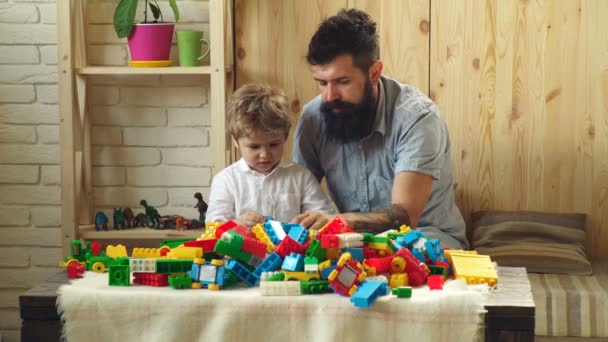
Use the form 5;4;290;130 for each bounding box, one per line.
235;0;608;259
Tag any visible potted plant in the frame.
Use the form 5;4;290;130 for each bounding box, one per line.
114;0;180;63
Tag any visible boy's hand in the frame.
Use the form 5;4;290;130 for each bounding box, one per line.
291;211;334;230
237;211;265;228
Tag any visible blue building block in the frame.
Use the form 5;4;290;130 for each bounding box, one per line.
253;252;283;278
350;281;389;308
412;248;426;263
402;230;424;247
263;219;287;245
320;261;337;280
425;239;443;264
282;252;305;272
226;259;258;287
287;224;308;245
343;247;364;262
189;261;225;288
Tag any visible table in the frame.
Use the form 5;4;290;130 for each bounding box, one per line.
20;266;535;342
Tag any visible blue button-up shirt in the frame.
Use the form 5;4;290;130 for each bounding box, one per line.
293;76;468;249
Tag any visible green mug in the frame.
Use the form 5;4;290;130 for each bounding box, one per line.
176;30;210;66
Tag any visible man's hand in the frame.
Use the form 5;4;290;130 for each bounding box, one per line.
236;211;265;228
291;211;334;230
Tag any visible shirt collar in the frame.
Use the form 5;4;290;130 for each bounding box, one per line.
236;158;293;175
371;78;387;136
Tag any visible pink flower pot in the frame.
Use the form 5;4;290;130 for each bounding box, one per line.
127;23;175;61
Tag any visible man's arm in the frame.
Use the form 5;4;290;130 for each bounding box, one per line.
341;171;432;232
293;171;432;232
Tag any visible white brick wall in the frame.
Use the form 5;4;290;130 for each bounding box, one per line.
0;1;213;341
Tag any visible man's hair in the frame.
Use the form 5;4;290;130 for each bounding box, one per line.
227;83;291;140
307;8;379;71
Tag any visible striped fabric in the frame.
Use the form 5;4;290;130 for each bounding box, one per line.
528;262;608;337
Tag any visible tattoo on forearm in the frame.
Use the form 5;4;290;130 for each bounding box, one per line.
348;205;411;232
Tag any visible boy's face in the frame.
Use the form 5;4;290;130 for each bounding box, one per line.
234;130;286;175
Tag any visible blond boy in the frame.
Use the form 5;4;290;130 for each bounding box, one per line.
206;84;335;227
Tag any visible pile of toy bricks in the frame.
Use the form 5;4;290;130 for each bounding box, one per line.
106;216;498;309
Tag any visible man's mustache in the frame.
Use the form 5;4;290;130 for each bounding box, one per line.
321;100;357;113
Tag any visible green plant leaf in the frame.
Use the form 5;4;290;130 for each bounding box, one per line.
169;0;180;22
113;0;138;38
149;3;161;21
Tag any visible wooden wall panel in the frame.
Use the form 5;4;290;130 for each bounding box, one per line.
431;0;608;259
235;0;429;159
351;0;429;91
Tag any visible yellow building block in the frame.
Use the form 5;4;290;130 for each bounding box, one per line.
106;244;128;258
444;249;478;264
131;247;162;258
166;246;203;259
252;223;275;253
450;253;498;287
389;273;409;288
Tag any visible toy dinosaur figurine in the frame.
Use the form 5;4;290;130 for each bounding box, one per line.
194;192;208;223
94;211;109;231
113;208;126;230
133;213;150;227
140;199;161;229
123;207;135;228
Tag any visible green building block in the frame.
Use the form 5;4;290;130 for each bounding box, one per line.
169;275;193;289
266;272;285;281
429;265;448;279
305;239;326;261
109;265;130;286
155;259;193;274
301;280;332;294
160;238;195;249
392;286;413;298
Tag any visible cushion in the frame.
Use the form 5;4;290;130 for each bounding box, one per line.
471;210;592;275
528;262;608;337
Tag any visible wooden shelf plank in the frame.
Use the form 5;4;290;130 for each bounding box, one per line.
79;225;205;240
76;65;233;75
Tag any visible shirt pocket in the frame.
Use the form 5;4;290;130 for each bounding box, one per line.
274;192;301;222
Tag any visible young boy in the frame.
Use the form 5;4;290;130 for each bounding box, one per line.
206;83;335;227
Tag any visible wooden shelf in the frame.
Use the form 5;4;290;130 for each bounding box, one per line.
79;225;205;240
76;65;233;75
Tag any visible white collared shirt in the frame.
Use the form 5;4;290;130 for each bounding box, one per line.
206;158;336;223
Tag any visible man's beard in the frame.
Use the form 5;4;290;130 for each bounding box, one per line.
320;79;376;144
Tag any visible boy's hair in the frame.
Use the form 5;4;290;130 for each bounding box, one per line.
227;83;291;140
307;8;379;72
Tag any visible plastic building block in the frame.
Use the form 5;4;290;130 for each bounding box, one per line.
189;258;225;290
429;265;448;279
264;219;287;244
184;238;218;253
392;286;412;298
169;275;193;289
166;246;203;259
274;236;307;258
427;275;444;290
155;259;193;274
109;265;130;286
328;252;367;297
252;223;275;253
253;252;283;278
315;216;351;239
130;258;156;273
133;272;168;287
394;248;429;287
390;255;406;274
106;244;128;258
450;252;498;287
131;247;162;258
260;280;301;296
412;248;427;263
66;261;85;279
343;247;364;262
283;271;320;281
350;281;389;308
304;256;319;273
262;271;285;281
282;253;304;272
241;235;268;259
300;280;332;294
364;256;393;275
214;231;254;264
226;259;258;287
389;273;409;288
287;224;309;245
